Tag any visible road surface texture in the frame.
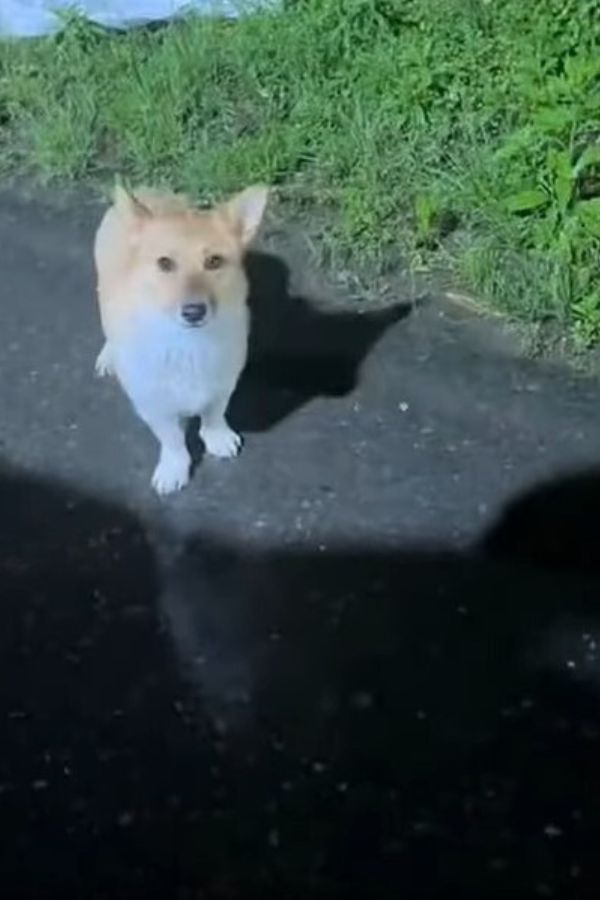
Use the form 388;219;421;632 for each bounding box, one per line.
2;185;600;898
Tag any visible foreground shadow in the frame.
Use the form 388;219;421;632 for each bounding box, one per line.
229;251;411;432
2;465;600;896
483;465;600;577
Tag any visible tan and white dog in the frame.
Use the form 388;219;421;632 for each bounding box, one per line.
93;183;268;495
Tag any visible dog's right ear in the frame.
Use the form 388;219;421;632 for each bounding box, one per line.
113;183;152;221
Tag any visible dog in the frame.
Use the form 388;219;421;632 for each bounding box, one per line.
93;182;269;495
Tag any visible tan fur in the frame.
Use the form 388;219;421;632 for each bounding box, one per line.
95;183;267;342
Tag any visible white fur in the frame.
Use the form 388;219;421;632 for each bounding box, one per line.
97;302;249;495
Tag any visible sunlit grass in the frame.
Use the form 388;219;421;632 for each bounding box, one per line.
1;0;599;343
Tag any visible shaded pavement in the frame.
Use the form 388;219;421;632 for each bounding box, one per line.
1;187;600;897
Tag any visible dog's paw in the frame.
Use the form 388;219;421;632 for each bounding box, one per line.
151;453;190;495
201;424;242;459
95;343;115;378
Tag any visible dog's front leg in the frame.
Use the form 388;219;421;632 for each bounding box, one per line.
200;392;242;459
138;408;190;495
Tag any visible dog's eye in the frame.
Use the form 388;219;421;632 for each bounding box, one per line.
157;256;176;273
205;254;225;271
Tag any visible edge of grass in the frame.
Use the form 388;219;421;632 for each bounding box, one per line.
1;0;600;353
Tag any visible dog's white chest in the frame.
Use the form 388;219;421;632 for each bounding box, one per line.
112;308;248;417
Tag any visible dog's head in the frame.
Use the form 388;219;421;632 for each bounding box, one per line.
111;183;268;328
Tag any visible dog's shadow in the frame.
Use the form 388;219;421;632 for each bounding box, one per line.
185;250;410;462
229;250;410;433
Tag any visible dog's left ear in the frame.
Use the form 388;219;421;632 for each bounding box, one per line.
224;185;269;246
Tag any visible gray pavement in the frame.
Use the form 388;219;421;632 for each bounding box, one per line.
2;185;600;896
3;186;600;545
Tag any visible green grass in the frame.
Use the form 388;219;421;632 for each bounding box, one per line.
1;0;600;345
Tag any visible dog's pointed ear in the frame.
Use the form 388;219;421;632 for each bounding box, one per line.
113;181;152;221
224;185;269;246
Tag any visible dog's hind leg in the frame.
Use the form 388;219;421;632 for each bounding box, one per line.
94;342;115;378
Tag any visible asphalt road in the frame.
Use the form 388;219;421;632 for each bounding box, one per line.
2;186;600;897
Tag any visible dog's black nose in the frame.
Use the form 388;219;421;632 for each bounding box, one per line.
181;302;208;325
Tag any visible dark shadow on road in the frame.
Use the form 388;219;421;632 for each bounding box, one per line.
229;250;411;432
0;467;231;897
2;465;600;896
482;466;600;577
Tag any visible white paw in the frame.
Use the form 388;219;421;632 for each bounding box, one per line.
201;424;242;459
95;343;114;378
151;452;190;495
